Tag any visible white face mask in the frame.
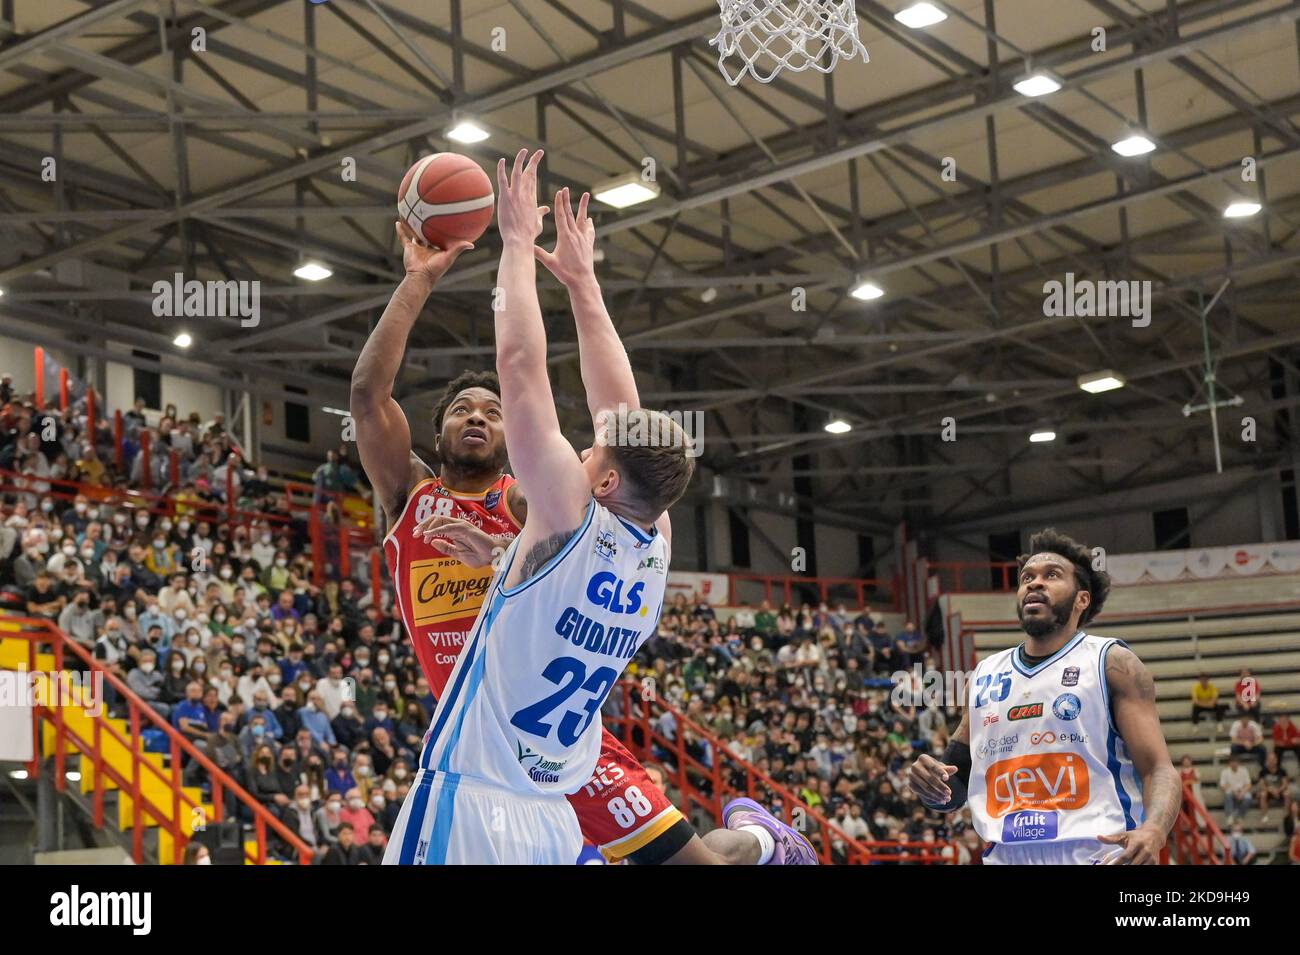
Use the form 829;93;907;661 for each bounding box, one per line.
349;798;364;810
137;516;150;528
61;545;76;557
74;503;87;515
141;662;155;674
160;520;173;532
296;797;311;810
275;558;287;568
219;568;232;580
153;538;166;549
197;855;212;865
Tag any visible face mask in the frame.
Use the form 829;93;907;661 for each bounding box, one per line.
355;765;371;778
261;533;272;544
50;528;63;541
193;661;206;674
137;516;150;529
160;520;173;532
340;707;354;719
41;501;54;513
141;662;155;674
394;769;408;780
383;680;396;692
355;656;370;667
172;661;185;672
197;855;211;866
349;798;364;810
268;674;281;686
298;681;312;692
75;503;87;515
296;797;311;810
371;796;385;808
80;549;94;560
220;668;233;679
377;653;390;666
180;521;191;533
215;612;227;623
327;801;341;813
186;633;199;646
252;725;265;737
153;539;166;549
219;569;232;580
373;711;387;722
275;558;287;568
62;545;76;557
124;606;136;619
113;514;126;526
232;642;245;654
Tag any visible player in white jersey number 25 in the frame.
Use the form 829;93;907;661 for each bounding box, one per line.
907;528;1181;864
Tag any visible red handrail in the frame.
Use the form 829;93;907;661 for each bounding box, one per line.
606;681;954;865
3;615;315;865
1171;782;1234;865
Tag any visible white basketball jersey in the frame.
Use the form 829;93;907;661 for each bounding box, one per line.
967;631;1144;847
417;499;668;796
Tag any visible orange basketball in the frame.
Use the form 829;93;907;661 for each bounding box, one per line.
397;153;495;249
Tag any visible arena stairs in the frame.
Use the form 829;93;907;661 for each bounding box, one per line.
949;574;1300;863
0;615;309;865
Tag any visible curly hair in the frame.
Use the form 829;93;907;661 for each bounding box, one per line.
431;370;500;432
1016;527;1111;625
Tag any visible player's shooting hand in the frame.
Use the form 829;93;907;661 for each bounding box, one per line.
496;149;550;248
907;753;958;808
1098;827;1164;865
396;221;473;285
412;514;499;568
534;187;596;288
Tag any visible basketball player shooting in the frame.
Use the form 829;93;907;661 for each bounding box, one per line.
907;529;1180;864
350;168;806;862
376;149;792;863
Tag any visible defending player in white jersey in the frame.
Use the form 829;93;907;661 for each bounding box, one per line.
384;149;694;863
907;528;1180;864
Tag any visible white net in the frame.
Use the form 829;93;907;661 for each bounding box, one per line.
709;0;870;85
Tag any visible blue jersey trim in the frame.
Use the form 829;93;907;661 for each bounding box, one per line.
421;628;485;771
427;772;462;865
1106;725;1138;830
436;597;498;772
498;498;597;599
398;772;434;864
1011;629;1086;677
616;514;657;544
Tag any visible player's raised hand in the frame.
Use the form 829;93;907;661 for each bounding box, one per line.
412;513;499;567
496;149;550;248
907;753;958;808
1097;827;1164;865
396;221;472;285
534;187;596;288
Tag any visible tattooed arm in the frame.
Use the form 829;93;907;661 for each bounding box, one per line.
1100;644;1180;864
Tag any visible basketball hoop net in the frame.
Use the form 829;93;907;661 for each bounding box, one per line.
710;0;869;86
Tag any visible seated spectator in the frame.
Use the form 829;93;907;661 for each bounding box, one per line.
300;691;337;748
1234;668;1261;720
1257;752;1290;824
1229;715;1267;769
126;648;170;718
1178;754;1203;810
314;792;345;847
250;744;291;810
281;784;320;849
339;787;375;836
1190;674;1227;730
359;825;388;865
1273;714;1300;773
314;822;362;865
25;570;63;621
1224;823;1256;865
325;747;357;795
1219;756;1254;824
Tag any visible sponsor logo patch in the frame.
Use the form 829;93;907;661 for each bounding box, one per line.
1061;666;1080;687
1007;702;1044;721
1053;692;1083;721
985;752;1090;818
1001;809;1059;843
595;529;618;562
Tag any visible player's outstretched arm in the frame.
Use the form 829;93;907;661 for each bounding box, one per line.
1100;645;1180;864
493;150;590;548
536;186;672;545
350;222;472;521
535;187;640;419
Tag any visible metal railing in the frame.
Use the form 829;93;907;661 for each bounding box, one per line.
605;680;953;865
3;615;315;865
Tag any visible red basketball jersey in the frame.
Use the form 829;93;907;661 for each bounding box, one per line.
382;473;521;697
